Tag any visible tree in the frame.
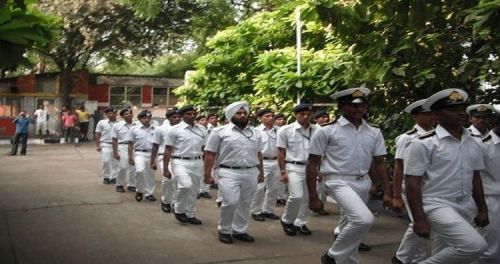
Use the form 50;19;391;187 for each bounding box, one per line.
35;0;201;107
0;0;52;77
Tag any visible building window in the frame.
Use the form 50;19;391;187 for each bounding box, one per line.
109;86;142;109
0;97;21;117
153;87;178;107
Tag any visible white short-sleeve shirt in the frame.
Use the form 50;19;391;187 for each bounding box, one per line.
95;119;117;145
309;116;386;176
205;123;262;167
111;120;135;143
276;121;316;162
152;122;171;154
404;125;485;199
165;121;207;157
126;123;155;150
256;124;278;159
480;131;500;195
394;124;427;160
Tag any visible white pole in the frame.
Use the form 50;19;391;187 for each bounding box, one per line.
295;6;302;105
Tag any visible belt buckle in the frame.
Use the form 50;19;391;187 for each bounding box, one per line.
356;175;364;180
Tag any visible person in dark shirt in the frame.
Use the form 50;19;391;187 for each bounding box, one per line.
10;111;33;156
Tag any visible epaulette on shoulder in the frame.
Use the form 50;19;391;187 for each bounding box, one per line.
321;120;337;126
418;130;436;140
367;122;379;128
405;127;418;135
482;134;492;142
471;134;482;138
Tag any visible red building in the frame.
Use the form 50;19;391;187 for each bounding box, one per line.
0;70;183;137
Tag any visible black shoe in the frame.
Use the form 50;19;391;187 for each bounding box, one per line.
174;212;189;223
232;233;255;243
103;178;110;184
8;153;16;156
217;201;222;208
135;192;143;202
321;253;336;264
127;186;136;192
280;220;297;236
161;202;172;213
276;199;287;206
210;184;218;189
317;208;330;216
20;152;26;156
145;195;156;202
358;242;371;252
391;256;403;264
261;212;280;220
110;178;116;184
295;225;312;235
115;185;125;193
218;232;233;244
199;192;212;199
251;214;265;222
186;217;202;225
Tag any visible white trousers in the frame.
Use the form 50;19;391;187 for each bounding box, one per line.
116;145;136;187
217;167;258;234
422;197;487;264
250;160;280;214
478;195;500;264
134;152;155;196
101;145;117;180
325;175;373;264
159;155;176;204
36;121;48;134
281;165;309;226
395;192;428;263
173;159;203;218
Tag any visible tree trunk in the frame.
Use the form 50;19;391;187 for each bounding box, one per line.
59;67;73;108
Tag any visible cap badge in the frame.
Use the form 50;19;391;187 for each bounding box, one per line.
477;105;488;112
448;91;464;102
352;90;364;98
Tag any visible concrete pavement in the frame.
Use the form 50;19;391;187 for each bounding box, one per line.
0;143;414;264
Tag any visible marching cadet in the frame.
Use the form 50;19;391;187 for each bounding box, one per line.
111;108;137;193
199;113;218;199
277;103;315;236
466;104;495;137
250;109;281;221
312;110;331;216
404;88;488;263
478;112;500;263
204;101;264;244
95;108;118;184
274;112;288;206
151;108;181;212
163;105;207;225
127;110;157;202
391;99;435;264
306;87;392;264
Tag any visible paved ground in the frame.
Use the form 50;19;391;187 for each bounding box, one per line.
0;143;413;264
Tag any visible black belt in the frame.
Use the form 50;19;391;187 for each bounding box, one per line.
263;157;277;160
118;142;128;145
135;149;151;152
102;142;112;144
172;156;202;160
158;153;164;156
285;161;306;165
219;164;257;170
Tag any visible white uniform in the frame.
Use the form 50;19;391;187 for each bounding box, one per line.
277;121;316;227
166;121;207;218
404;125;487;264
95;119;118;181
309;116;386;264
200;123;216;195
126;124;156;196
250;124;280;215
34;108;48;134
479;131;500;263
111;120;136;188
468;125;487;138
205;123;262;235
152;121;176;205
393;124;428;263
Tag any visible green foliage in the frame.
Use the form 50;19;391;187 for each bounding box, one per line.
0;0;52;69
